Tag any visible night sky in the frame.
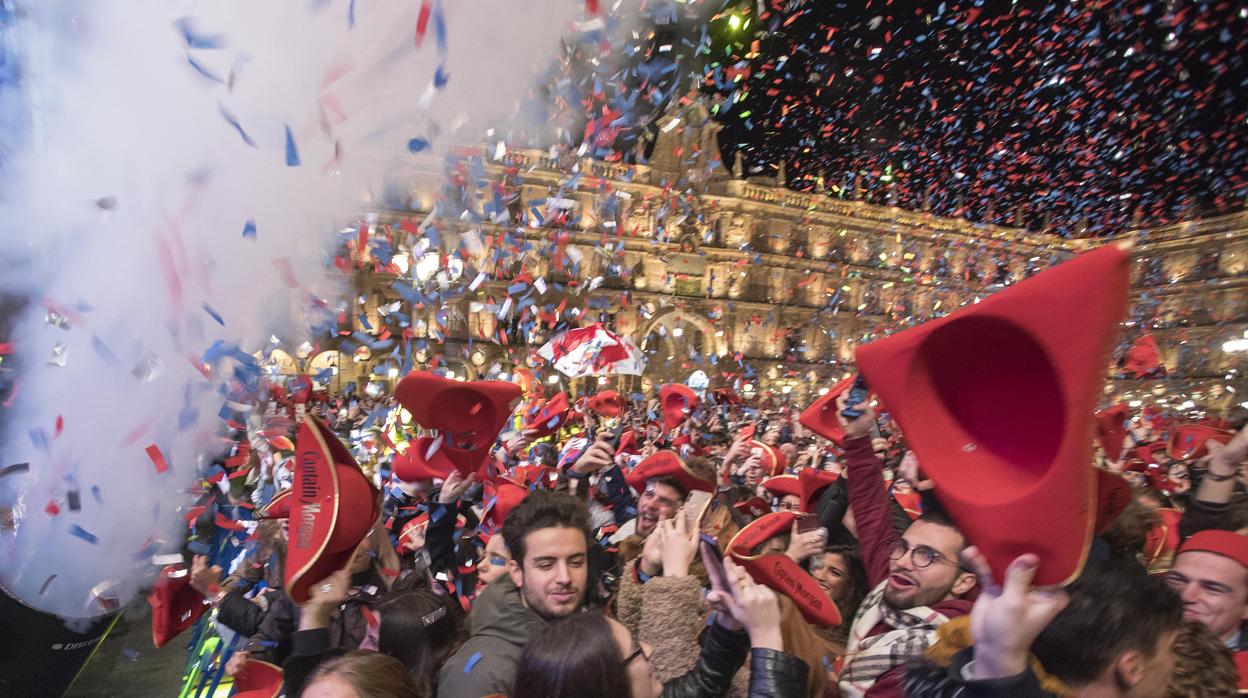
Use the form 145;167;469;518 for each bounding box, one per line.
599;0;1248;238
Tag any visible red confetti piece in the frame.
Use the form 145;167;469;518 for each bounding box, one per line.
146;444;170;474
45;501;60;516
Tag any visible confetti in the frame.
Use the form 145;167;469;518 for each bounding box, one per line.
284;125;301;167
242;219;257;239
146;444;171;474
0;462;30;478
68;524;99;545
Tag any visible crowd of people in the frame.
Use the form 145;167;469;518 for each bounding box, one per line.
153;248;1248;698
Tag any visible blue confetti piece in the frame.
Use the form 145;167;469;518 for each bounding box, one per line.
203;304;225;326
242;219;257;239
28;429;48;452
91;486;103;504
434;64;450;89
219;104;256;147
284;125;300;166
347;0;357;28
173;17;226;49
463;652;483;673
408;137;429;153
186;54;225;84
91;334;118;364
68;525;99;545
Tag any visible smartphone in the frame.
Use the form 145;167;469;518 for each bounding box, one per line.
796;514;821;534
841;375;870;420
685;490;714;530
700;538;730;597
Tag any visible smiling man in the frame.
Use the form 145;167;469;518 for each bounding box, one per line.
836;399;976;698
1165;530;1248;651
439;491;591;698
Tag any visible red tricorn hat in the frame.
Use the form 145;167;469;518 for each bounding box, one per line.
231;659;284;698
483;480;530;531
1095;404;1130;462
1166;424;1232;462
761;474;800;502
524;392;571;438
1178;530;1248;569
395;371;522;476
286;415;381;605
615;429;640;456
625;450;714;495
750;440;787;477
660;383;699;431
727;512;840;627
1093;470;1131;535
798;375;862;446
256;488;293;520
392;436;456;482
854;244;1132;587
710;387;742;405
587;390;626;418
734;495;771;519
797;468;839;514
148;564;211;648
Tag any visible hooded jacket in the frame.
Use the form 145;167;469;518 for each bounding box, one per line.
438;574;544;698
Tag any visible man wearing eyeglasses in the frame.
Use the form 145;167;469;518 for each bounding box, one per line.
834;395;976;698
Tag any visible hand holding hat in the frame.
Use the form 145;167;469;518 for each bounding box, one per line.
706;559;784;652
657;511;700;578
962;547;1070;683
437;469;477;504
1207;426;1248;478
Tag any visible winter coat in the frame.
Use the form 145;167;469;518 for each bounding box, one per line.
438;574;543;698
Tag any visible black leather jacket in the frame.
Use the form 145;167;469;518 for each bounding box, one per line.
904;647;1056;698
660;622;810;698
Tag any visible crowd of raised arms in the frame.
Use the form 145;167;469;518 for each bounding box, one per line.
152;246;1248;698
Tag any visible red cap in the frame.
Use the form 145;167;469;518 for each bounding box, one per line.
1166;424;1232;461
392;436;455;482
727;512;841;627
1095;404;1130;462
798;375;862;446
286;415;381;605
854;244;1131;586
395;371;522;476
625;450;714;494
524;392;571;438
1178;530;1248;569
587;390;626;418
660;384;699;431
148;565;210;648
231;659;284;698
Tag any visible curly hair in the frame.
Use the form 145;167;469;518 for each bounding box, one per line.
1164;621;1238;698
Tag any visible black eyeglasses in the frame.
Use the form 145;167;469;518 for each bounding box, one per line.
889;539;958;569
622;640;651;667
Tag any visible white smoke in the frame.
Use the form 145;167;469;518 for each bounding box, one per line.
0;0;579;619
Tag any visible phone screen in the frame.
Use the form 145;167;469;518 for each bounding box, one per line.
796;514;821;534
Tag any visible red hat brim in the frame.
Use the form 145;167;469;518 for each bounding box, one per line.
148;565;210;649
855;244;1131;586
660;384;699;431
625;450;713;494
1166;424;1232;461
798;375;860;446
1178;530;1248;569
750;440;786;477
587;390;626;418
286;416;381;605
734;496;771;518
727;512;840;626
798;468;839;514
524;392;571;438
232;659;284;698
762;474;800;500
392;436;456;482
395;371;521;475
256;488;293;520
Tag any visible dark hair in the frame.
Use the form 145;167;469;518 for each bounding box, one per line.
502;491;592;565
914;510;966;553
377;589;466;697
511;612;631;698
1031;559;1183;687
650;475;690;501
822;545;870;632
306;650;419;698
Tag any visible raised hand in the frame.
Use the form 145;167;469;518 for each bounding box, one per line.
785;520;827;563
571;434;616;475
962;547;1069;681
897;450;935;491
437;469;476;504
658;510;699;578
835;392;876;440
189;554;223;597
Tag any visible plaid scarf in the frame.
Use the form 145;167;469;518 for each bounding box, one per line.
838;581;950;696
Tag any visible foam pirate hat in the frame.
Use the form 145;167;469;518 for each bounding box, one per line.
395;370;522;476
660;383;699;431
148;564;211;649
853;243;1132;586
761;474;800;502
734;495;771;519
1093;470;1131;535
392;435;456;482
625;449;714;494
763;469;839;513
256;488;293;520
286;415;381;605
587;390;626;418
1166;424;1232;461
750;440;787;477
727;511;841;627
1095;403;1130;462
798;375;863;446
482;480;530;531
231;659;284;698
524;392;571;438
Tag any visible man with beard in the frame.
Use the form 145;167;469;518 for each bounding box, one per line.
439;491;592;698
835;396;976;697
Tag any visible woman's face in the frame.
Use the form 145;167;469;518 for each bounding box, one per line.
477;533;510;587
609;617;661;698
811;552;852;605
